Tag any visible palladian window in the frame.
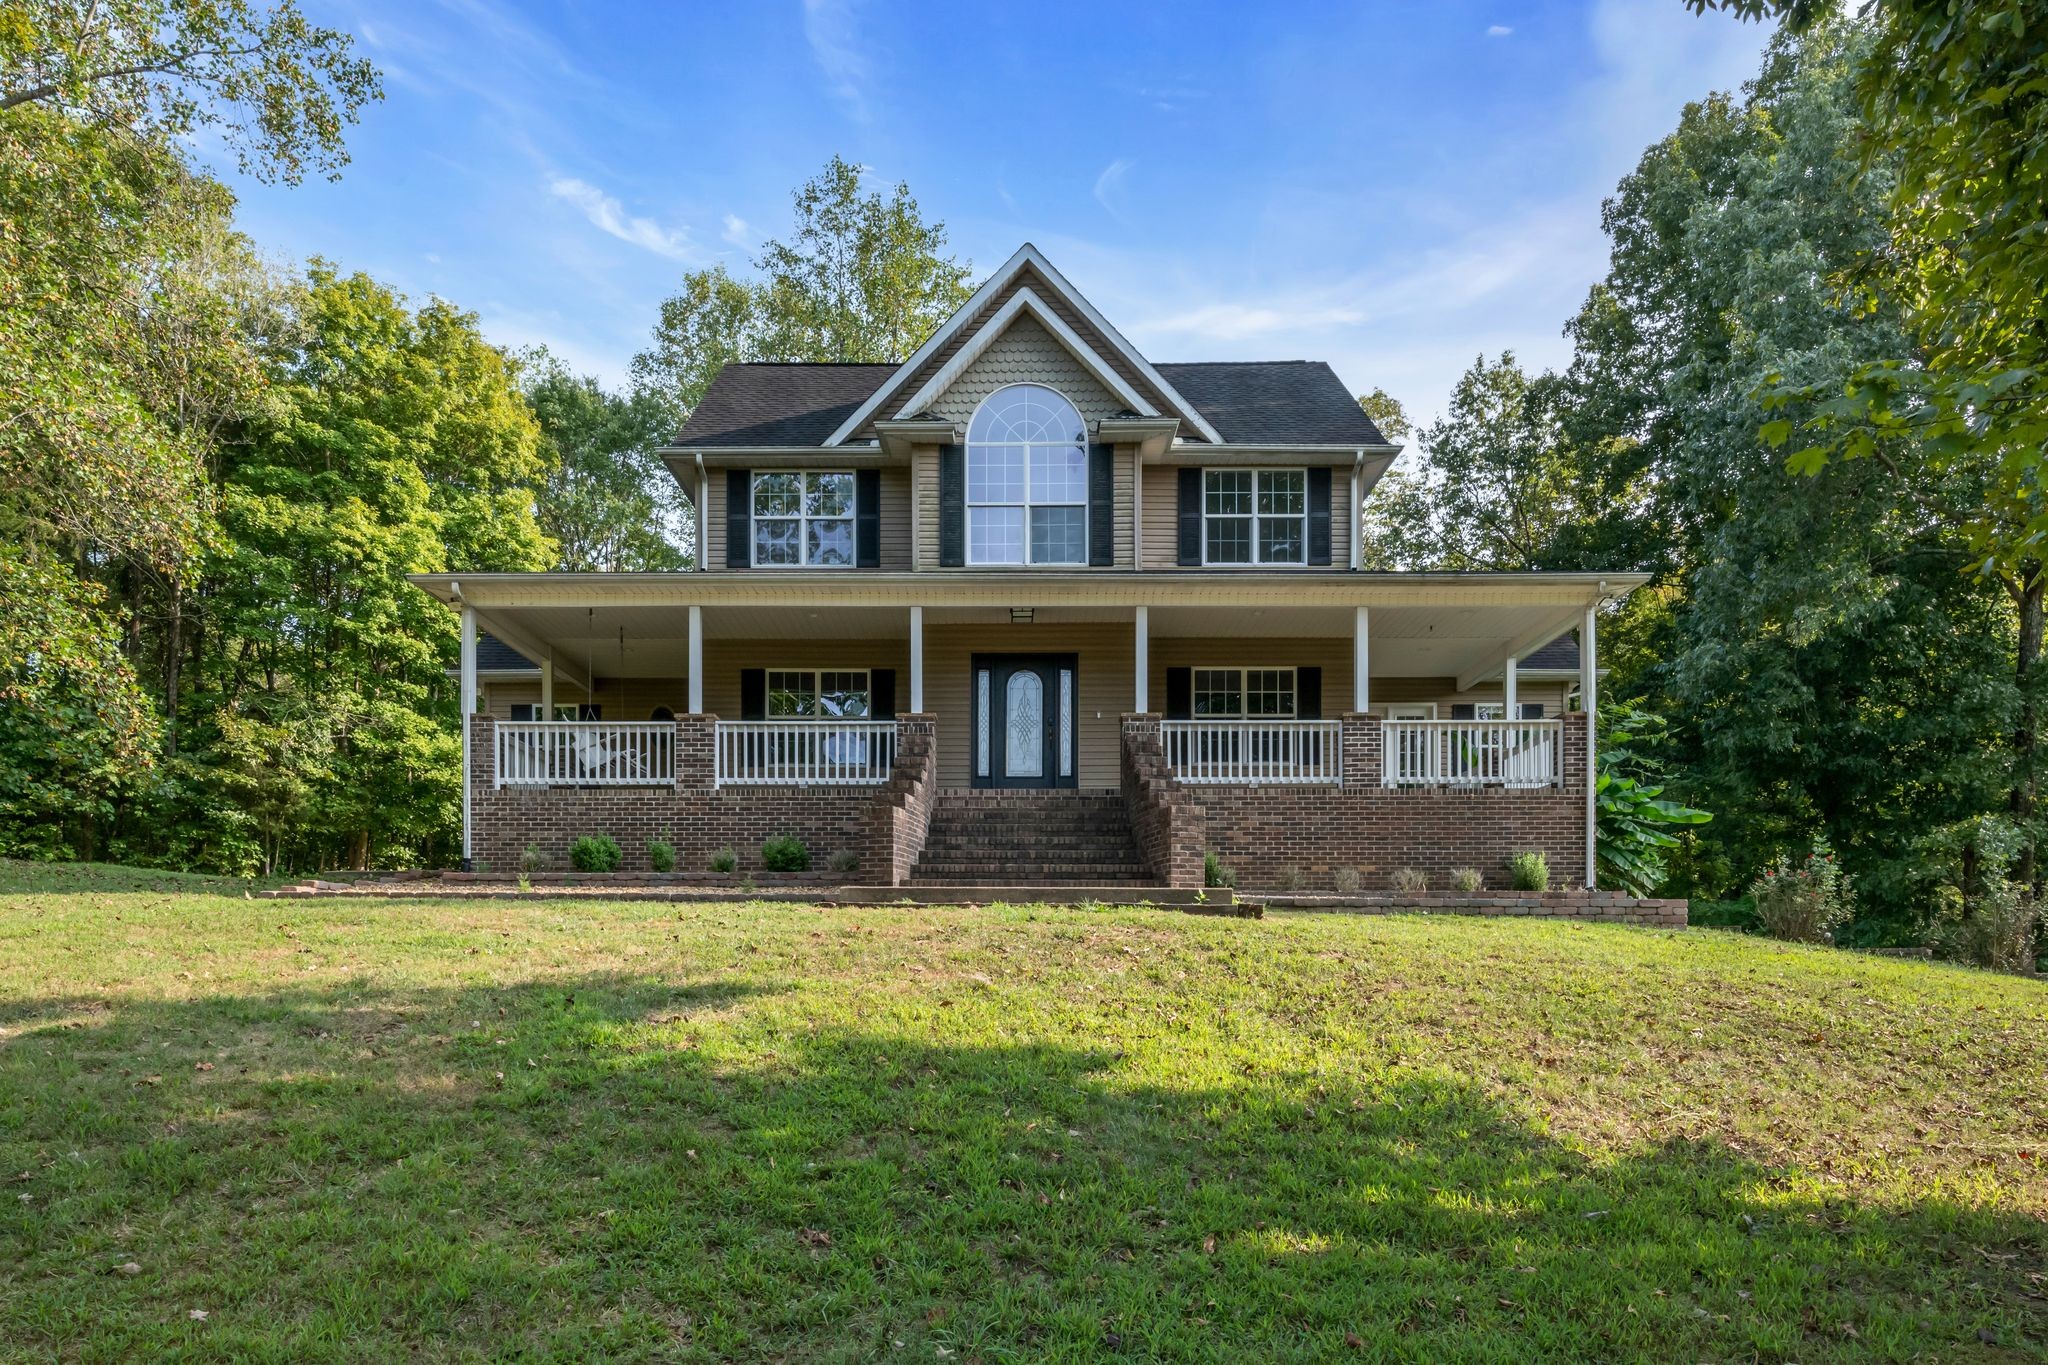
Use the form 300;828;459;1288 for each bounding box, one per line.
967;384;1088;565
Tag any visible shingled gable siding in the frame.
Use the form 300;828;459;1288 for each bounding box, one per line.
923;314;1126;425
703;465;913;572
855;263;1183;443
1139;463;1353;570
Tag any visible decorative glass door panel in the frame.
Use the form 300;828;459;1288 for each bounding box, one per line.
971;653;1079;788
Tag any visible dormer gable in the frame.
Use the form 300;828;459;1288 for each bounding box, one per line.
823;243;1225;446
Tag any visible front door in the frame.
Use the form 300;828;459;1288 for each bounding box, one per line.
971;653;1078;788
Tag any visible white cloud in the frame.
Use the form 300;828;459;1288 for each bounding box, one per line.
803;0;871;122
1486;24;1513;37
547;177;699;261
1093;158;1135;222
721;213;749;247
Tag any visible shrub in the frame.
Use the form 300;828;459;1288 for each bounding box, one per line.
1959;875;2039;973
1507;851;1550;893
569;834;622;873
707;846;737;874
827;848;861;877
1203;852;1236;889
760;835;809;872
1450;866;1483;894
1390;866;1427;894
1276;865;1306;892
1331;867;1362;894
647;839;676;873
1749;838;1853;944
519;844;547;875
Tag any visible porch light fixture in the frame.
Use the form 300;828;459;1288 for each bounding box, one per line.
1010;607;1035;624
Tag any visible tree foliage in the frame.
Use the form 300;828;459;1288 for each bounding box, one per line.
526;350;691;571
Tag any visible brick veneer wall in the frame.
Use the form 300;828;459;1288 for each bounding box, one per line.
1119;715;1207;887
1267;890;1686;928
467;715;910;878
874;715;937;886
1183;712;1594;893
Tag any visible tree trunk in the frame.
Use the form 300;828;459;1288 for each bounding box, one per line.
2012;564;2043;890
348;829;370;871
163;581;183;756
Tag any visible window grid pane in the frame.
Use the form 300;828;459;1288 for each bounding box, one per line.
969;507;1025;564
1258;517;1305;564
1193;669;1242;717
767;671;815;717
755;518;800;565
1246;670;1296;717
753;473;801;517
1030;506;1087;564
754;471;854;566
1206;517;1252;564
968;386;1088;563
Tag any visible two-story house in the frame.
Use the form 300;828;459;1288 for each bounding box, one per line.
413;245;1645;892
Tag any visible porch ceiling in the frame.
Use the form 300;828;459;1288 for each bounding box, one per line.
463;599;1590;683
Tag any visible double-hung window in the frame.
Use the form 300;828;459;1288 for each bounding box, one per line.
766;669;871;720
967;384;1089;565
753;472;855;567
1192;667;1297;719
1203;469;1306;565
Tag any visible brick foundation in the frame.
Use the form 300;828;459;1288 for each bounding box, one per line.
1159;712;1594;893
1264;890;1687;928
466;715;932;879
1119;715;1206;887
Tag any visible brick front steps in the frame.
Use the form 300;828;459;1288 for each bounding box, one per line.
910;790;1152;887
1259;890;1689;927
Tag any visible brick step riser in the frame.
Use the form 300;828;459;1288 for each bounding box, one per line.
919;831;1135;846
913;865;1153;878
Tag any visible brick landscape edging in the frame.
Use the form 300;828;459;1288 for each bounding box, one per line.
1261;890;1688;928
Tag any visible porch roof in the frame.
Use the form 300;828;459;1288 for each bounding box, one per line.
417;571;1645;688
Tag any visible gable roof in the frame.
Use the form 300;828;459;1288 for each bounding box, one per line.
673;358;1389;448
477;633;538;671
823;244;1225;446
1156;362;1388;446
677;364;898;447
1520;633;1583;672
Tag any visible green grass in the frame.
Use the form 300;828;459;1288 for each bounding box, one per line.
1;869;2042;1361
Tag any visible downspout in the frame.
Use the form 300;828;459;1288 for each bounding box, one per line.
694;452;708;571
1349;448;1366;570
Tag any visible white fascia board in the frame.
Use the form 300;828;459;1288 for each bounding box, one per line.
822;242;1226;446
889;287;1159;422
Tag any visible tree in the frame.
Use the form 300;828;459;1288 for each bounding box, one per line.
1356;387;1412;444
526;351;691;571
632;156;974;426
1;0;381;183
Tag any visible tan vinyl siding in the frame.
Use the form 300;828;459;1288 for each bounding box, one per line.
703;466;911;573
925;623;1133;788
1141;464;1351;569
480;677;692;721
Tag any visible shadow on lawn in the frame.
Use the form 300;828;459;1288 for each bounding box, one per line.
1;971;2043;1361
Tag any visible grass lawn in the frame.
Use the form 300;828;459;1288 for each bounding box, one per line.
1;867;2043;1361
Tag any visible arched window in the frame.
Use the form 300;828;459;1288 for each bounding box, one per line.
966;384;1088;565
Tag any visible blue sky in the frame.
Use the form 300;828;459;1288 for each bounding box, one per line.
216;0;1770;429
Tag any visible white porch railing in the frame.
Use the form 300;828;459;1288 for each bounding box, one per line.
715;720;897;786
1383;719;1561;787
495;722;676;787
1161;719;1344;785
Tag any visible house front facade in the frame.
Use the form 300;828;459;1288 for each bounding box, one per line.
413;244;1645;891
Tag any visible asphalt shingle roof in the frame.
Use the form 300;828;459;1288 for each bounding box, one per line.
671;359;1389;447
476;634;537;671
1521;634;1582;671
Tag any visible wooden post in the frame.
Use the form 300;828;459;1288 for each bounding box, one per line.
687;605;704;714
1353;606;1370;712
459;605;476;870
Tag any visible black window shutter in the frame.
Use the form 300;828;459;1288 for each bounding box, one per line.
939;444;965;567
1165;667;1192;719
1296;667;1322;719
1176;468;1202;566
1519;702;1546;719
510;703;535;721
1450;703;1477;720
1088;443;1114;566
870;669;896;719
726;469;751;568
578;703;602;721
739;669;766;720
856;468;881;567
1307;467;1333;565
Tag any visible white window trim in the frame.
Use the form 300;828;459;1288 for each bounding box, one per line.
1191;665;1299;719
1473;702;1506;721
1384;703;1438;720
765;668;873;720
1200;467;1310;567
751;471;857;569
966;383;1091;567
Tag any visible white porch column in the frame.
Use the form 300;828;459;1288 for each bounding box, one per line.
1583;606;1598;889
1505;655;1518;720
540;653;554;719
459;604;476;869
909;606;925;713
1353;606;1370;712
1133;606;1149;712
687;605;704;714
